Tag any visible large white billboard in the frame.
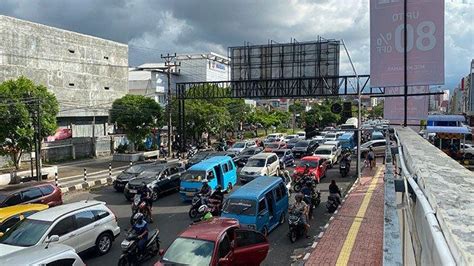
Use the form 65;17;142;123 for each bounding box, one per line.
370;0;444;87
383;86;429;124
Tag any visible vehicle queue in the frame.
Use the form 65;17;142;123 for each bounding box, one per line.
0;119;391;265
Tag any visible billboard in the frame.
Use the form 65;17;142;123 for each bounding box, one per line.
383;86;429;124
229;40;340;81
370;0;444;87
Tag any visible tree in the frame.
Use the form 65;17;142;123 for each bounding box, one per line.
304;101;340;130
369;101;384;118
0;77;59;169
110;95;163;151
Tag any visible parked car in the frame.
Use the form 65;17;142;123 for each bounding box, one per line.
460;143;474;159
0;182;62;208
320;127;335;136
312;135;326;145
0;243;85;266
291;140;318;158
113;162;156;191
296;131;306;139
264;142;287;152
357;139;387;158
314;144;338;167
266;133;285;142
0;204;49;237
292;156;328;183
0;200;120;257
234;147;264;167
283;135;298;143
323;132;338;142
274;149;295;168
286;138;301;149
46;128;72;142
324;140;342;158
222;176;289;235
239;153;280;184
180;156;237;201
156;218;269;266
227;141;256;154
124;162;186;201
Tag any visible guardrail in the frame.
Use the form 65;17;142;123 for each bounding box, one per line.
394;129;455;266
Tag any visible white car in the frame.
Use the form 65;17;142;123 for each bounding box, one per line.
1;243;85;266
239;153;280;183
227;141;256;154
266;133;285;142
314;144;338;167
283;134;299;143
0;200;120;257
324;140;342;158
460;143;474;159
323;132;338;142
312;135;326;145
296;131;306;139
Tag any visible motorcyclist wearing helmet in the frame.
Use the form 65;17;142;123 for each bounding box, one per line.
210;185;228;202
329;180;342;205
300;181;314;220
199;179;212;198
132;213;149;255
290;193;310;238
139;182;153;223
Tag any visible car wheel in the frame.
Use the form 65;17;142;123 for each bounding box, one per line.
96;232;113;255
152;191;159;202
289;230;297;243
262;226;268;236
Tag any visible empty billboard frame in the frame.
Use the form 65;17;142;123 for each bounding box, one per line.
229;39;340;95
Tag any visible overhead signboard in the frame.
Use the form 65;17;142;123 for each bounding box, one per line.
383;85;429;124
370;0;444;87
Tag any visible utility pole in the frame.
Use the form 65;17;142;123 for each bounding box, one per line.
33;99;42;181
161;53;180;157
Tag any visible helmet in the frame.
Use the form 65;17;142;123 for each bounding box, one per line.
295;193;303;202
216;185;222;191
198;205;209;213
202;179;209;184
133;212;144;223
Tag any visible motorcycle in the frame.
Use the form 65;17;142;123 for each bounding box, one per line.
188;194;209;219
339;153;351;177
304;189;321;221
288;209;305;243
326;194;340;213
292;173;315;193
186;145;198;159
130;194;151;225
118;229;160;266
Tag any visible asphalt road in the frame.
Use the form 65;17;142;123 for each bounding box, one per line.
64;160;357;266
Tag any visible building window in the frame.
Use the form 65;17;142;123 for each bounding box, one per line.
68;49;75;54
104;87;110;90
68;83;75;87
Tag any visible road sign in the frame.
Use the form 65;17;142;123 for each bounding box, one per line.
370;0;444;87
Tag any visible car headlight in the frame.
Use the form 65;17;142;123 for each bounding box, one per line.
180;186;185;191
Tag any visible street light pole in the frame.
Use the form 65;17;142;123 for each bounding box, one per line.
161;53;180;157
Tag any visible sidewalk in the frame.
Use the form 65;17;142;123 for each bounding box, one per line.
305;162;385;266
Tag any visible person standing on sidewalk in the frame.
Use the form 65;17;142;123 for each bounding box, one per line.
366;147;375;169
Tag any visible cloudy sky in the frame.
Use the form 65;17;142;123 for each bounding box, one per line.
0;0;472;89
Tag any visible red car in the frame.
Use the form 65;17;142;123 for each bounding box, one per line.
0;182;63;207
292;156;328;183
156;218;269;266
264;142;287;152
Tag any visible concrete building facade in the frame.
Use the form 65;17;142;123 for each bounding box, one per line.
0;15;129;137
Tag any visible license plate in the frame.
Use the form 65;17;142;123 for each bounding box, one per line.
186;192;195;197
116;183;124;187
340;165;346;168
129;189;137;194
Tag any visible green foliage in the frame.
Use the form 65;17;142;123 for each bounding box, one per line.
115;143;129;153
110;95;163;150
0;77;59;169
369;101;384;118
304;100;341;129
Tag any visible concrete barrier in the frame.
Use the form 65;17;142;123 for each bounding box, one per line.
0;165;58;185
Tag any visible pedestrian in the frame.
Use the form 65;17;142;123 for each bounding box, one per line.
366;147;375;169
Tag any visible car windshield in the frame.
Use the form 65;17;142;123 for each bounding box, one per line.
265;143;279;148
232;142;246;148
265;137;276;142
274;151;286;158
285;136;296;139
241;149;256;156
0;219;51;247
298;160;318;168
315;149;331;155
124;165;147;174
295;141;309;147
162;237;215;265
222;198;256;215
190;152;211;162
246;159;266;167
136;171;157;179
181;171;207;182
289;138;300;143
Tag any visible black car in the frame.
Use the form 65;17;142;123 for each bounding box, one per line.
286;138;301;149
233;147;264;167
124;162;185;201
291;140;319;158
185;151;215;169
113;162;156;192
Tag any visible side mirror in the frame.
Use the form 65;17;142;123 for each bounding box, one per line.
46;235;59;243
159;249;165;256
